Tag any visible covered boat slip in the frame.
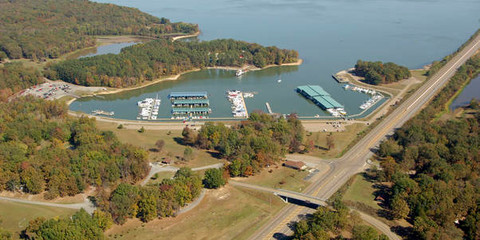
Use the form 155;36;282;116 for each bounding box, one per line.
172;107;212;115
169;91;208;100
171;99;210;107
297;85;344;110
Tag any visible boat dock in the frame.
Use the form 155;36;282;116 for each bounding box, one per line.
265;102;273;114
169;91;212;119
92;110;114;116
226;90;249;118
297;85;346;117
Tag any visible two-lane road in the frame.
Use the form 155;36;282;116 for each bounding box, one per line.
250;33;480;239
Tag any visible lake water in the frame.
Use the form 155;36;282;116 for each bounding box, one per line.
71;0;480;120
450;75;480;110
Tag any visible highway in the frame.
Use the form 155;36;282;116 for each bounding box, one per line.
249;34;480;240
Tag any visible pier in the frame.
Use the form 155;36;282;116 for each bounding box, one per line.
265;102;273;114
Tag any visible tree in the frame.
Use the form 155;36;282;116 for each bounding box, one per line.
326;133;335;150
182;127;196;145
138;127;145;133
203;168;226;189
183;147;193;161
352;225;379;240
390;195;410;219
155;139;165;152
137;187;158;222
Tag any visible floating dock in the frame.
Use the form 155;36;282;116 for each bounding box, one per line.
265;102;273;114
169;91;208;100
169;91;212;118
297;85;344;110
172;99;210;107
297;85;346;117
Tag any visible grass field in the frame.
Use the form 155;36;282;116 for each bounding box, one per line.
237;166;310;192
95;121;221;168
305;123;367;159
0;200;76;238
342;174;380;210
106;186;285;240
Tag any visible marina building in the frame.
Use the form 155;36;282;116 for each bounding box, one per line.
297;85;346;117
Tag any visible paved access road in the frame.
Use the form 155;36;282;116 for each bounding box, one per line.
250;34;480;240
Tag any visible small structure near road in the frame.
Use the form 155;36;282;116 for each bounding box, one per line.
161;158;172;165
283;160;307;170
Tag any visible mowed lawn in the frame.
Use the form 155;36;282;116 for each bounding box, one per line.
0;200;76;238
95;121;221;168
342;174;380;210
106;186;285;240
306;123;367;159
237;166;310;192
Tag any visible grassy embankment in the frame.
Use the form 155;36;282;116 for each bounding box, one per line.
95;121;221;168
106;186;285;240
0;201;76;238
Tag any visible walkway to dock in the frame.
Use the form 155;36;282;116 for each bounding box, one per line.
241;93;249;118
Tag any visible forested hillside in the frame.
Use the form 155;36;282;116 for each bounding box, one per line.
48;39;299;87
375;53;480;239
355;60;411;85
0;97;149;199
0;62;43;101
0;0;198;60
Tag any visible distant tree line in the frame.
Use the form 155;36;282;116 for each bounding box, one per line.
372;53;480;239
0;62;43;101
0;0;198;60
47;39;299;87
181;112;305;177
354;60;411;85
0;97;149;199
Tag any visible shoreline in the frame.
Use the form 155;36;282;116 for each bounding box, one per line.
171;31;201;41
66;58;304;106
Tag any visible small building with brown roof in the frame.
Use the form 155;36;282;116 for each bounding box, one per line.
283;160;307;170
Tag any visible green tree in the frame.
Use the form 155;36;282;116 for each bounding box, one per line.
203;168;226;189
390;195;410;219
183;147;194;161
352;225;379;240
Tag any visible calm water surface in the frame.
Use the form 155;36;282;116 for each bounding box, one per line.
451;75;480;110
71;0;480;120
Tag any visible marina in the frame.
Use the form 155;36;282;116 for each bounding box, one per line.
69;0;476;121
137;95;161;120
343;84;385;111
170;91;212;119
297;85;347;118
227;90;249;118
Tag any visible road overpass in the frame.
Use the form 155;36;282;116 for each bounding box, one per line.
230;181;327;207
250;33;480;240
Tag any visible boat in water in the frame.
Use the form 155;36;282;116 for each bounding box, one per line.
92;110;114;116
137;95;161;120
236;69;246;77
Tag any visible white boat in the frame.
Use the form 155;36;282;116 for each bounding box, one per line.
236;69;245;77
277;79;282;83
